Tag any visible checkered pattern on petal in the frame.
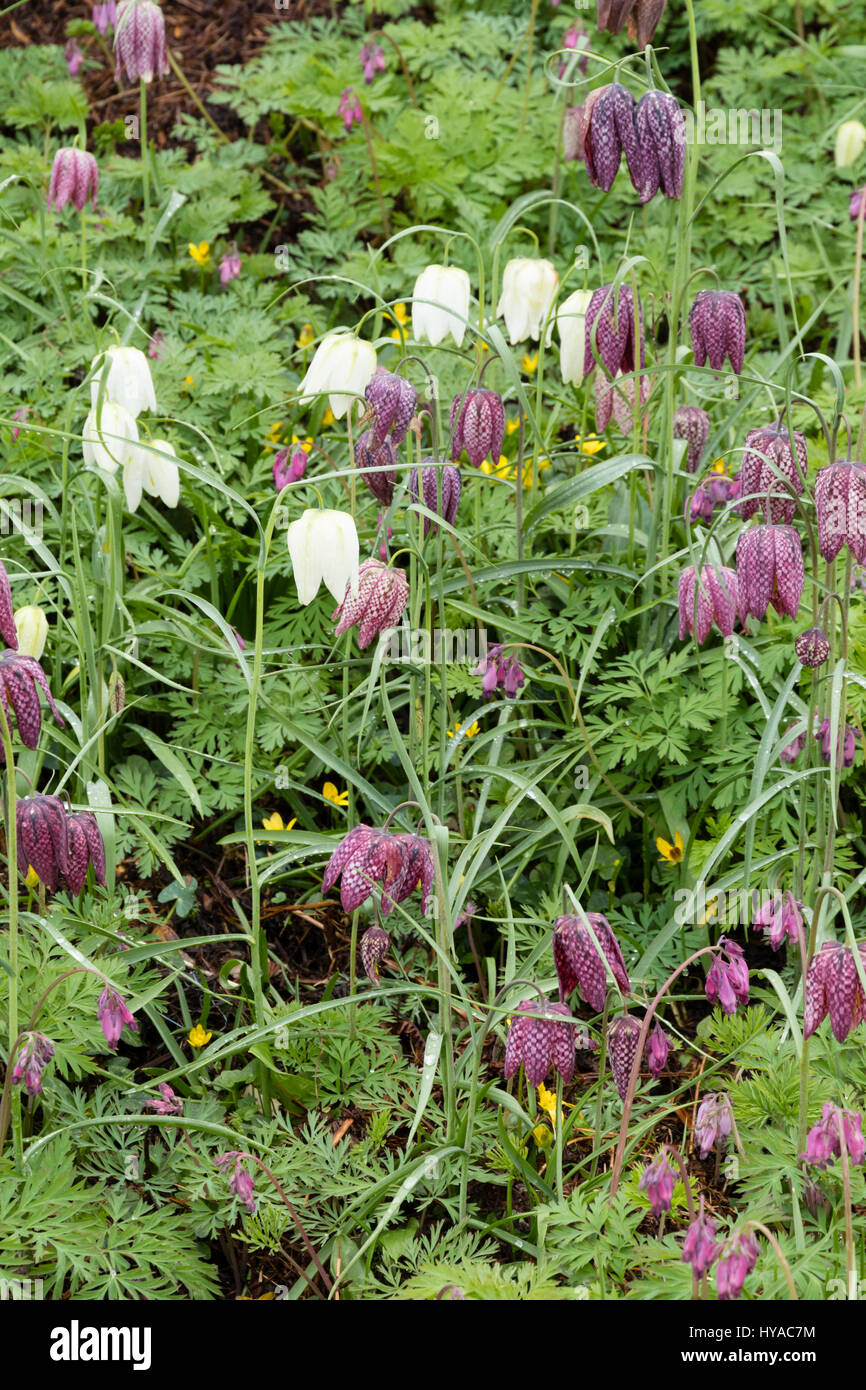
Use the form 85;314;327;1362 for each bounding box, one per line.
738;423;807;523
322;825;373;895
606;1014;642;1100
678;567;715;645
0;562;17;650
736;525;776;620
547;1001;576;1083
16;794;69;892
814;461;866;565
409;462;461;535
689;291;746;374
770;525;804;619
365;370;417;448
360;927;391;984
553;916;582;1000
383;833;434;915
702;566;738;639
584;84;641;194
673;407;711;474
332;560;408;649
115;0;169;84
65;812;107;894
356;431;397;506
450;389;505;468
584;284;641;379
825;943;859;1042
633;90;685;203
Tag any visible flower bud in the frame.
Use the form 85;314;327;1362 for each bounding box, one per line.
835;120;866;169
14;606;48;661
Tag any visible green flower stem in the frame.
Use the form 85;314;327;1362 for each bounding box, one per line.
139;79;150;256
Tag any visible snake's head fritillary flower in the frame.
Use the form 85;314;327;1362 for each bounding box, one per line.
645;1021;670;1078
1;654;64;757
10;1032;55;1097
323;823;432;916
297;332;377;420
606;1013;642;1100
804;940;866;1042
0;561;18;650
553;912;630;1009
360;926;391;984
355;431;398;506
144;1082;183;1115
581;83;641;194
633;89;686;202
360;41;386;84
795;626;830;669
556;289;593;385
639;1151;676;1217
835;119;866;168
450;389;506;467
705;938;749;1016
474;643;525;699
695;1092;733;1159
48;148;99;213
814;459;866;565
689;290;746;375
673;406;710;474
504;999;576;1088
497;258;559;345
16;794;68;892
124;437;180;514
583;283;644;380
678;565;742;645
815;718;860;769
412;265;471;348
216;1153;257;1214
736;523;804;622
287;508;359;607
90;345;157;418
752;890;804;951
65;811;108;895
685;471;739;526
737;420;807;523
779;721;807;764
716;1230;759;1301
365;368;417;448
97;985;138;1049
595;370;650;434
114;0;169;84
682;1200;719;1280
332;557;409;649
409;461;461;535
596;0;668;48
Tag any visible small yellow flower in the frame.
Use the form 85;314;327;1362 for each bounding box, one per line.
298;322;315;348
24;865;40;889
188;1023;212;1047
389;301;411;340
579;436;606;456
447;719;480;740
710;458;726;474
537;1082;557;1120
291;433;314;454
657;830;684;864
321;408;335;428
480;453;512;479
522;352;539;375
533;1122;553;1149
505;418;521;436
182;375;194;391
262;812;297;842
188;241;211;267
323;781;349;807
699;897;719;925
519;455;551;488
265;420;284;449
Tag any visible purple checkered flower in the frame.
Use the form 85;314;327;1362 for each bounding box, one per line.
365;368;417;448
553;911;630;1009
695;1093;733;1159
360;41;386;85
689;290;746;375
93;2;117;33
10;1032;55;1097
474;643;525;699
814;459;866;565
332;558;409;649
606;1013;642;1100
639;1151;676;1217
633;89;686;202
802;1103;865;1169
449;389;505;469
323;823;433;917
355;431;397;506
504;999;576;1087
216;1153;256;1215
0;561;17;650
0;650;65;754
682;1200;720;1280
16;794;68;892
736;524;804;621
144;1082;183;1115
65;811;108;895
581;83;641;194
360;926;391;984
705;938;749;1016
596;0;668;48
114;0;169;85
677;565;742;645
48;148;98;213
737;420;807;523
97;985;138;1049
815;718;859;769
716;1230;759;1301
752;890;804;952
595;371;650;434
645;1021;670;1078
795;627;830;669
583;283;644;380
409;461;461;535
804;941;866;1042
673;406;710;474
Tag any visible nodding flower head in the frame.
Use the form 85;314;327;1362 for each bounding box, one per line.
814;459;866;566
144;1082;183;1115
332;558;408;650
409;461;461;535
0;561;18;650
694;1092;733;1159
97;985;138;1049
10;1032;55;1097
48;148;99;213
553;911;630;1010
705;937;749;1016
685;470;740;525
633;89;686;203
804;940;866;1043
504;999;576;1088
360;40;386;85
606;1013;643;1100
795;627;830;669
273;446;307;493
355;432;398;507
673;406;711;474
595;371;650;435
474;643;525;699
364;368;417;448
583;283;644;380
65;811;108;896
0;651;64;755
322;822;433;917
802;1102;865;1169
645;1021;671;1079
114;0;169;85
215;1152;257;1214
752;890;804;952
815;718;860;769
596;0;668;49
16;794;68;893
677;565;743;646
581;83;640;194
449;389;506;469
737;420;807;524
639;1151;676;1217
716;1230;759;1301
360;926;391;984
689;290;746;375
338;86;363;130
681;1199;720;1281
736;523;804;622
779;720;807;764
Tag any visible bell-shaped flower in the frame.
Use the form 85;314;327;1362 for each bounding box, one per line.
677;565;742;645
65;811;108;895
82;401;140;474
360;926;391;984
287;508;359;606
835;119;866;169
411;265;471;348
695;1092;733;1159
705;937;749;1016
752;890;804;951
0;653;64;757
409;460;461;535
504;999;576;1088
814;459;866;565
364;368;417;447
606;1013;642;1100
681;1199;719;1280
804;940;866;1042
297;333;377;420
16;793;69;892
123;437;180;513
449;388;505;468
689;290;746;375
583;283;644;380
736;523;804;621
114;0;169;84
48;148;99;212
673;406;711;474
737;420;807;524
10;1032;55;1097
639;1151;676;1217
557;289;593;385
0;561;18;650
553;911;630;1009
90;345;157;417
332;557;408;649
97;984;138;1049
716;1230;759;1301
355;431;397;505
14;606;48;661
497;258;559;345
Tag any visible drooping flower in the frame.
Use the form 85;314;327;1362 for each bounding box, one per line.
632;89;686;202
736;523;804;621
639;1151;676;1217
114;0;169;84
504;999;576;1088
322;823;433;916
795;627;830;669
90;345;157;418
219;245;241;287
752;891;804;952
144;1082;183;1115
595;370;650;433
815;718;859;768
474;643;525;699
65;811;108;895
123;437;180;513
273;446;308;492
705;938;750;1016
0;654;64;756
780;721;808;764
82;402;140;474
98;985;138;1049
802;1102;866;1169
365;368;417;448
14;607;48;661
449;389;506;468
10;1032;55;1097
581;83;641;194
606;1013;642;1100
850;186;866;221
596;0;668;49
583;283;644;380
497;258;559;344
645;1021;670;1078
409;461;461;534
147;331;165;359
338;86;363;130
355;431;397;505
737;420;807;524
685;470;741;525
555;289;593;385
804;940;866;1042
48;148;98;213
215;1153;256;1214
694;1093;733;1160
412;265;471;348
297;333;377;420
677;565;741;645
0;561;18;650
835;119;866;169
65;39;83;77
716;1230;759;1301
93;2;118;33
360;41;386;84
11;406;28;439
360;926;391;984
16;794;68;892
332;557;409;649
689;290;746;375
287;508;359;606
813;459;866;565
673;406;711;474
553;912;630;1009
681;1199;719;1280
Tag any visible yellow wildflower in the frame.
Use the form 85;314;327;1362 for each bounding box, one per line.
24;865;40;890
291;433;314;454
323;782;349;807
322;408;335;428
533;1123;553;1149
505;418;521;436
519;455;551;488
389;301;411;340
188;1023;212;1047
447;719;480;740
188;241;210;267
298;322;315;348
699;897;719;925
262;811;297;842
657;830;684;864
522;352;539;374
182;376;194;391
579;436;606;456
